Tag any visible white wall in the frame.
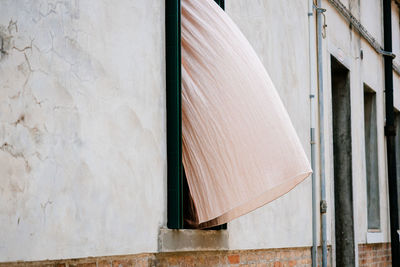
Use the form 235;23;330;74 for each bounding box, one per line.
323;0;390;251
0;0;398;263
227;0;396;252
225;0;314;249
392;2;400;111
0;0;166;261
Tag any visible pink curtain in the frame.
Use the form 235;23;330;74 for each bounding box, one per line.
181;0;312;228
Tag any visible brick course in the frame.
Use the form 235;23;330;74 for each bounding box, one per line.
358;243;391;267
0;247;331;267
5;243;393;266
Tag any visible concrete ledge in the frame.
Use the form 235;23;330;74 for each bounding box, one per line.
158;228;229;252
366;231;385;244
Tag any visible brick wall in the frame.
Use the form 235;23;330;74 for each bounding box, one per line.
0;247;332;267
358;243;391;267
2;243;393;266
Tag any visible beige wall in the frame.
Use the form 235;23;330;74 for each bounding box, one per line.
226;0;313;250
393;1;400;111
0;0;166;261
0;0;399;263
323;0;390;251
228;0;397;257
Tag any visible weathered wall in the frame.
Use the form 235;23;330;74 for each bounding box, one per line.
0;247;330;267
1;0;399;264
393;1;400;111
0;0;166;261
225;0;314;250
323;1;393;265
228;0;397;259
324;0;390;248
0;0;316;261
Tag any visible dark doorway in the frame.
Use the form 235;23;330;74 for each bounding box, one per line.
331;56;355;266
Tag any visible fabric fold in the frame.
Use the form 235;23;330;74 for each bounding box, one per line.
181;0;312;228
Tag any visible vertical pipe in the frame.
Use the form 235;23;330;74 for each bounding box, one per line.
308;0;318;266
316;0;328;266
382;0;400;264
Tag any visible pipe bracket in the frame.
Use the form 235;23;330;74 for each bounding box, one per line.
380;50;396;59
320;200;327;214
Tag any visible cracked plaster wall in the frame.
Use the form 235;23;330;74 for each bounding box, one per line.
0;0;166;262
2;0;398;264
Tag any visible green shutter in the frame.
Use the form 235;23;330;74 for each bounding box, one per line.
215;0;225;9
166;0;183;229
166;0;225;229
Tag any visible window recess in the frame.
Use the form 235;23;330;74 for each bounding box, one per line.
363;85;380;231
165;0;226;230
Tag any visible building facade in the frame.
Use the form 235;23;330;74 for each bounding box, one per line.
0;0;398;266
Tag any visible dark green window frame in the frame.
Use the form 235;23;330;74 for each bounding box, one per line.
214;0;225;9
166;0;226;229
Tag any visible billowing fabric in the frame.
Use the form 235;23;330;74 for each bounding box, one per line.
181;0;312;228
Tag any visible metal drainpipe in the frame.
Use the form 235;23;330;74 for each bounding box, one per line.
308;0;318;266
316;0;328;266
382;0;400;265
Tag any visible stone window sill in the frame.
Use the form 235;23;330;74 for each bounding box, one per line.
366;230;384;244
158;228;229;252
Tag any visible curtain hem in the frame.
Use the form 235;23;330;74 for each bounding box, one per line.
195;170;312;229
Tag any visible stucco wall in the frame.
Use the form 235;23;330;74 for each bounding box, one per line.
324;0;390;251
0;0;166;262
1;0;399;264
227;0;396;255
225;0;314;250
392;1;400;111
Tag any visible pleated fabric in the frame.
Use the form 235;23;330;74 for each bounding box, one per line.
181;0;312;228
